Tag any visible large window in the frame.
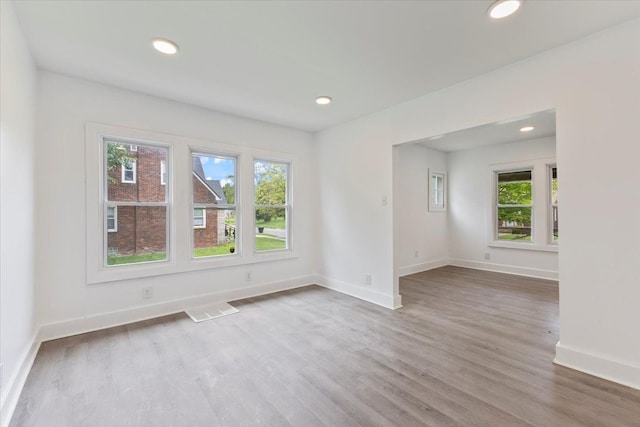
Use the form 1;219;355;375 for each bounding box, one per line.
496;169;533;242
489;158;558;251
254;160;289;252
105;140;168;266
191;152;237;258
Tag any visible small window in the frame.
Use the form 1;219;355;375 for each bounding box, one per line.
129;144;137;152
496;169;533;242
429;171;446;211
550;166;558;243
121;160;136;183
254;160;289;252
107;206;117;232
161;160;166;186
193;208;206;228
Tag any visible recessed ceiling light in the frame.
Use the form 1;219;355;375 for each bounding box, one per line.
152;38;179;55
316;96;332;105
488;0;521;19
520;126;535;132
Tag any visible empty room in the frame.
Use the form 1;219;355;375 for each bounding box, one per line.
1;1;639;426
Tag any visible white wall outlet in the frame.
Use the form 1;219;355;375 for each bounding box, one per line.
364;274;372;286
484;252;491;260
381;195;388;206
414;250;419;258
246;271;252;281
142;287;153;300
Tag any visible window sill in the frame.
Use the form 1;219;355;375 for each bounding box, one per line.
488;240;558;253
89;250;298;284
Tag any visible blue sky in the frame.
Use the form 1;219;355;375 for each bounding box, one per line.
200;155;234;186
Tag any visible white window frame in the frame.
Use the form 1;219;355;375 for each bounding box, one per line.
190;150;239;259
129;144;138;152
487;158;557;252
428;170;446;212
161;160;166;186
86;123;298;284
121;160;136;183
253;159;290;253
107;206;117;232
193;207;206;229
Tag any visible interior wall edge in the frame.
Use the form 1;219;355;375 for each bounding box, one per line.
316;275;402;310
397;258;450;277
0;334;40;427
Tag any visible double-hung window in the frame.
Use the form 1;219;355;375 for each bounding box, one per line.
429;171;446;211
105;140;169;266
191;151;237;258
496;169;533;242
254;160;289;252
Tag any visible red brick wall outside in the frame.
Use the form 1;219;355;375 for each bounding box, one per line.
106;144;222;254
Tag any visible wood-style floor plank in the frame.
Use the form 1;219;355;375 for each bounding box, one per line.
10;266;640;426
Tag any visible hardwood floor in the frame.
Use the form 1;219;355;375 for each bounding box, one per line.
11;266;640;426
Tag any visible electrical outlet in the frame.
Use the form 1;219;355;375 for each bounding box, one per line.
364;274;372;286
246;271;252;282
414;250;419;258
142;287;153;300
484;252;491;260
381;196;388;206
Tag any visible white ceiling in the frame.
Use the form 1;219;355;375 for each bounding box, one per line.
417;109;555;152
13;1;640;132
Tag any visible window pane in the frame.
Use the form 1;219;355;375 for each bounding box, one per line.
255;161;287;205
497;207;532;241
255;207;287;251
193;208;206;228
106;206;167;265
107;206;116;232
106;141;167;202
193;208;237;258
192;153;235;204
497;170;532;205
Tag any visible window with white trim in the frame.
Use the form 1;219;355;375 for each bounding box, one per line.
129;144;138;152
489;158;558;251
106;140;168;266
193;208;206;228
160;160;166;185
191;152;237;258
254;160;289;252
121;160;136;183
496;169;533;242
429;171;446;211
107;206;117;232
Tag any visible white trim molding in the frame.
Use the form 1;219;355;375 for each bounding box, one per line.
448;258;558;281
316;275;402;310
555;341;640;391
397;258;449;277
39;275;314;342
1;335;40;427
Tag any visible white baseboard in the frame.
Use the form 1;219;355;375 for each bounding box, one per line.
38;275;314;342
397;258;449;277
1;335;40;427
555;341;640;390
448;258;558;280
316;275;402;310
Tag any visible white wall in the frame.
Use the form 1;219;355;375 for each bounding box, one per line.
316;20;640;388
35;72;315;336
0;0;38;421
394;144;448;276
448;137;558;279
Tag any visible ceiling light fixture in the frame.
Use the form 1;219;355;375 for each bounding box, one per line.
488;0;522;19
520;126;535;132
152;38;179;55
316;96;332;105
